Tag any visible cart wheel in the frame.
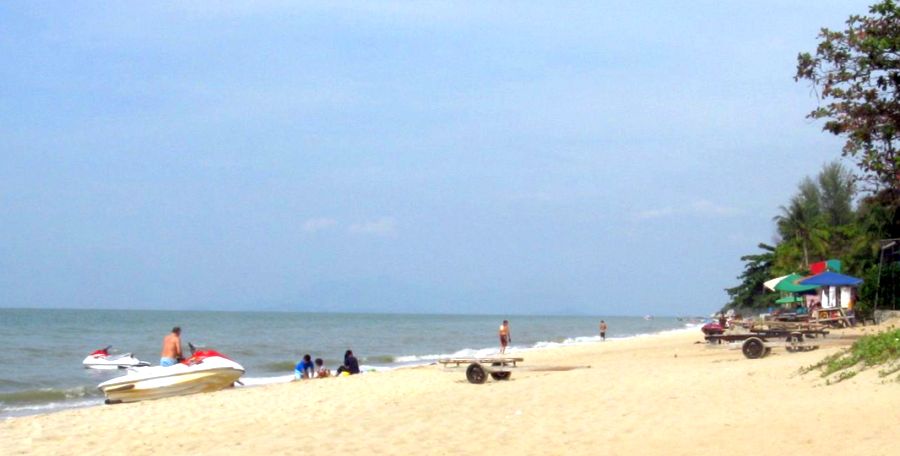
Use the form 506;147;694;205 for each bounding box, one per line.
741;337;766;359
786;335;800;352
490;371;512;381
466;363;487;384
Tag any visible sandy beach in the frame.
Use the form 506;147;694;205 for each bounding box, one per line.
2;324;898;456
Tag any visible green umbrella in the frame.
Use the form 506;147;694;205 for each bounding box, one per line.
775;295;804;304
773;273;819;293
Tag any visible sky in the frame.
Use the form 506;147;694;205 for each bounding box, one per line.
0;1;874;316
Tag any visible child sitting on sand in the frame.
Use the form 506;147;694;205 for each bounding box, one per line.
314;358;330;378
295;354;314;380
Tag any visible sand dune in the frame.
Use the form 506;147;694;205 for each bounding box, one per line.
2;324;898;455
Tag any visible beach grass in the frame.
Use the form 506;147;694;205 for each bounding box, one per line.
801;326;900;383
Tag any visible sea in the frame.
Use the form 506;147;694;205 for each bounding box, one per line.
0;308;698;419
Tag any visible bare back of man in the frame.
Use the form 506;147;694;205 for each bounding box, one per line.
160;327;182;366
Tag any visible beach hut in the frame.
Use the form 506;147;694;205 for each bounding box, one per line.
798;271;863;326
799;272;863;309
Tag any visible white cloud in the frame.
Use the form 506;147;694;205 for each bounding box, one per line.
348;217;397;236
302;217;337;233
690;199;742;217
634;207;676;220
633;200;741;221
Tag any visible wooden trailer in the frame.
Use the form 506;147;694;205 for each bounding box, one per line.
438;356;524;384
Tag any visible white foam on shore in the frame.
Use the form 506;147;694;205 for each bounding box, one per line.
382;323;706;370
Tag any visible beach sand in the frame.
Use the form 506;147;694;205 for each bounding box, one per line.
2;323;899;455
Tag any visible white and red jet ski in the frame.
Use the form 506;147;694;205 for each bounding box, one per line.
98;348;244;404
82;346;151;370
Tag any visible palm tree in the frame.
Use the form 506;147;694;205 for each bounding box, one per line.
774;177;827;268
818;161;856;226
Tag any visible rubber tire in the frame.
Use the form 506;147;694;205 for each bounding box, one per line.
742;338;766;359
466;363;487;384
490;371;512;381
786;335;799;353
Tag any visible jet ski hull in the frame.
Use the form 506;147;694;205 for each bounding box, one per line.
98;353;244;403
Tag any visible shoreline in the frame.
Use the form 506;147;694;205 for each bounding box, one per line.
3;322;898;455
1;321;698;419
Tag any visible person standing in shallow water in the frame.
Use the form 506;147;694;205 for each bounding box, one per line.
498;320;511;354
599;320;608;341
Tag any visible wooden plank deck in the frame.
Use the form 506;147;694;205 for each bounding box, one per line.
438;357;524;367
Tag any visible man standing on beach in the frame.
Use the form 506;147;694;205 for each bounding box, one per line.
599;320;608;341
499;320;511;354
160;326;182;367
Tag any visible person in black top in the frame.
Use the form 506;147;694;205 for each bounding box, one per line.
337;349;361;375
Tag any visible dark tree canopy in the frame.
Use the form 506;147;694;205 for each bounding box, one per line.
796;0;900;190
723;243;777;311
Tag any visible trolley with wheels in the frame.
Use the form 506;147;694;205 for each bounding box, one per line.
705;329;826;359
438;356;523;384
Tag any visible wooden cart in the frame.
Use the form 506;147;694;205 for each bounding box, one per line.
705;327;828;359
438;356;524;384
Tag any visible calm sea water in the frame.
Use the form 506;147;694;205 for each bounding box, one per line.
0;308;693;418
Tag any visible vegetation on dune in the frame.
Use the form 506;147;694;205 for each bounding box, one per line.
800;327;900;384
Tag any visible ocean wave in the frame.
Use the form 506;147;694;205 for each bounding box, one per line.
259;361;297;372
0;386;101;406
387;324;703;368
0;377;30;388
364;355;395;364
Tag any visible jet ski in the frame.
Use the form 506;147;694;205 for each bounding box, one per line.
97;348;244;404
83;346;151;370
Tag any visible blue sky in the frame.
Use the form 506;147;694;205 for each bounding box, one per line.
0;1;872;315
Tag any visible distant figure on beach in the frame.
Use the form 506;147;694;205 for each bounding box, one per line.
337;349;360;375
499;320;511;354
160;326;182;367
599;320;608;341
295;354;314;379
314;358;330;378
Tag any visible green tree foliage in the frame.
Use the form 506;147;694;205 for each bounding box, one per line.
818;161;857;226
771;163;857;271
726;162;863;311
853;189;900;313
723;2;900;314
774;177;827;269
723;244;777;311
795;0;900;190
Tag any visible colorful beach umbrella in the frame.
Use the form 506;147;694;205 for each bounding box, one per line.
773;273;819;293
763;275;790;291
798;271;863;287
775;295;804;304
